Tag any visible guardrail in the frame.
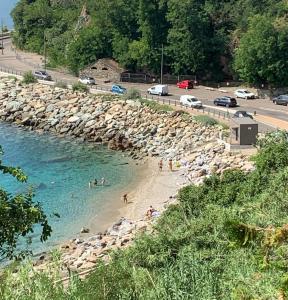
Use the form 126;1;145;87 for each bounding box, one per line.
144;94;232;121
0;65;233;121
0;66;23;76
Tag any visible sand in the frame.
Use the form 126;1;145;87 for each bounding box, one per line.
119;158;186;221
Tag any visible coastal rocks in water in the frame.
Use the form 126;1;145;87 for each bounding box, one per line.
0;78;222;161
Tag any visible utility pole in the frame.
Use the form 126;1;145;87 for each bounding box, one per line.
1;19;4;55
160;44;164;84
43;31;47;71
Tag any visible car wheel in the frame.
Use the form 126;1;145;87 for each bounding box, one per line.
214;101;218;106
226;104;229;107
158;93;162;96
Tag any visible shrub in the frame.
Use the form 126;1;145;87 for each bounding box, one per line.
7;76;17;82
22;71;37;84
72;82;89;92
55;81;68;89
140;99;173;113
124;88;141;100
193;115;218;126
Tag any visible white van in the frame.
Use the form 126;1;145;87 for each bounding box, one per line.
147;85;169;96
180;95;202;108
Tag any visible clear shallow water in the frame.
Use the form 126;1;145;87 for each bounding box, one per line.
1;0;18;29
0;122;137;253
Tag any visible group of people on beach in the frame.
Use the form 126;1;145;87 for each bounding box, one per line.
158;158;173;172
89;177;106;188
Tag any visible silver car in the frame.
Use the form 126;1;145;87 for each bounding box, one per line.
79;76;96;85
33;70;52;81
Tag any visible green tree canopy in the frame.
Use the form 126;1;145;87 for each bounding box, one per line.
0;146;51;260
234;15;288;86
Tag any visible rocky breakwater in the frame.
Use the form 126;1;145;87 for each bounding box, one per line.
0;78;221;159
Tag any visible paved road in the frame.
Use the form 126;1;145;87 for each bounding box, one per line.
0;38;287;131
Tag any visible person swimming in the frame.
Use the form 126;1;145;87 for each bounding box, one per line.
100;177;106;186
89;179;98;188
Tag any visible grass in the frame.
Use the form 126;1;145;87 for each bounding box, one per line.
54;81;68;89
22;71;37;84
193;115;219;126
124;88;141;100
140;99;174;113
72;82;89;92
1;131;288;299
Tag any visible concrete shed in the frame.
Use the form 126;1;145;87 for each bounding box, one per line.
230;117;258;145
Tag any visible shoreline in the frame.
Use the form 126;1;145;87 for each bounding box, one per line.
0;77;255;273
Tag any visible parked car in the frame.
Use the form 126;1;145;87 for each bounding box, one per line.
79;75;95;85
233;111;253;119
111;84;126;94
33;70;52;81
214;96;237;107
180;95;202;108
234;89;256;99
177;80;193;89
147;84;169;96
272;95;288;106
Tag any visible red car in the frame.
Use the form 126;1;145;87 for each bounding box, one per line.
177;80;193;89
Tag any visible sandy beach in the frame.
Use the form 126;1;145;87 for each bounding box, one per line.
121;158;185;221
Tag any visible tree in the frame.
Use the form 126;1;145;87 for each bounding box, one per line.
66;25;112;74
234;15;288;86
166;0;214;76
0;146;51;260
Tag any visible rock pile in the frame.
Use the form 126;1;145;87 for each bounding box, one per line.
0;78;221;160
0;77;255;273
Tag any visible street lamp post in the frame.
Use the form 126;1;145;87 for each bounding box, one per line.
160;44;164;84
1;19;4;55
43;31;47;71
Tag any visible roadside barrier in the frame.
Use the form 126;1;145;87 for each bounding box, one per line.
145;94;232;120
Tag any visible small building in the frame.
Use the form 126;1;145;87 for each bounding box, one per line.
230;117;258;145
81;58;126;82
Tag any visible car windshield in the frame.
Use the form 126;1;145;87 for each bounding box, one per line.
88;77;94;80
243;90;250;94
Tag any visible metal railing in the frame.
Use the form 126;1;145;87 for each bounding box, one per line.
145;94;232;120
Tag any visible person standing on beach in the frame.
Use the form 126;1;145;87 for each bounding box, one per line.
123;193;128;204
168;158;173;171
158;159;163;171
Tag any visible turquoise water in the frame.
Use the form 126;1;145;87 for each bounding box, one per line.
0;122;137;253
1;0;18;29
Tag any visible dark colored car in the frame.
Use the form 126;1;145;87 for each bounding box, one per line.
233;111;253;119
177;80;193;89
272;95;288;106
33;70;52;81
213;96;237;107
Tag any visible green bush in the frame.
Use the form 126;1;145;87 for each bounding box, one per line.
22;71;37;84
54;81;68;89
2;131;288;299
7;76;17;82
193;115;218;126
140;99;173;113
124;88;141;100
72;82;89;93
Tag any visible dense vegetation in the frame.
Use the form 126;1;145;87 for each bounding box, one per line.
11;0;288;86
0;146;51;261
1;131;288;299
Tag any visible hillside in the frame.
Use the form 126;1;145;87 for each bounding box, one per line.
11;0;288;86
1;124;288;298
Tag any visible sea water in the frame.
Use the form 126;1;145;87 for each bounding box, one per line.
0;122;138;254
1;0;18;29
